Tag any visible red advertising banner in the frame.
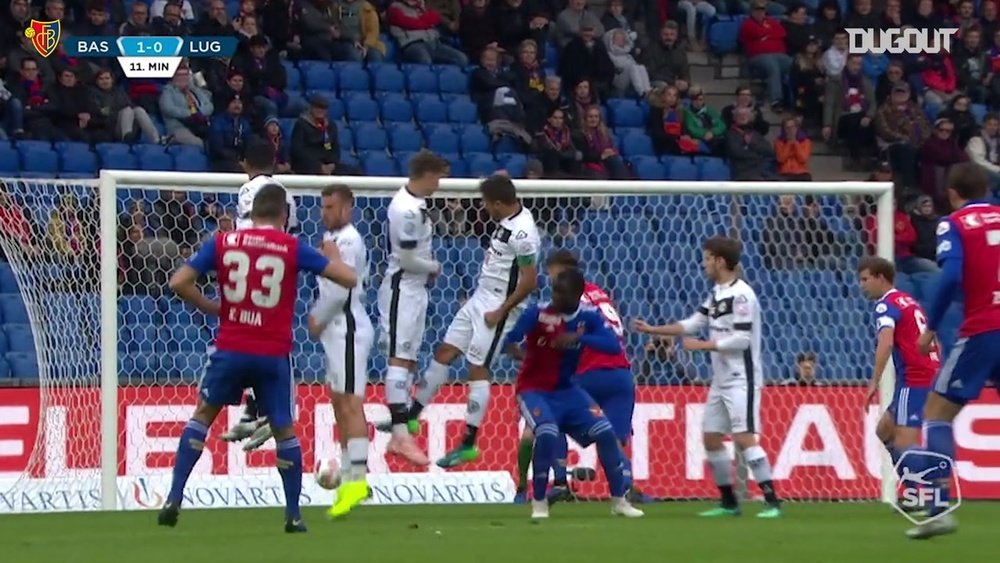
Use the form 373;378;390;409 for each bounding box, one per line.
1;384;1000;499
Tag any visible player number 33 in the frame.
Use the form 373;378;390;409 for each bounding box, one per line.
222;250;286;308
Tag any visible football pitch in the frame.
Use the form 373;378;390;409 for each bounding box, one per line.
2;502;995;563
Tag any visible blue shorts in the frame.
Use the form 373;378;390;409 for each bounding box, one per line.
887;386;930;428
518;386;606;447
199;349;295;428
934;331;1000;404
577;368;635;442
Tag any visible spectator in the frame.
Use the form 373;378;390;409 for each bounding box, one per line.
119;1;154;36
75;2;117;74
966;112;1000;190
801;195;841;267
875;60;909;104
983;1;1000;40
954;26;987;104
459;0;498;62
861;35;890;82
823;54;877;170
233;0;262;38
845;0;879;29
0;77;22;139
151;0;195;20
153;1;191;36
638;336;693;385
684;85;726;156
642;22;689;93
236;34;307;119
528;75;567;133
0;189;39;260
922;52;958;107
990;29;1000;107
47;68;108;143
821;29;849;78
260;0;299;53
46;208;77;258
601;0;639;42
209;94;251;172
938;94;977;148
511;39;546;106
738;0;791;111
726;106;775;181
813;0;841;49
722;85;770;135
193;0;233;35
648;85;698;155
9;27;54;85
892;198;928;274
470;46;516;123
213;70;265;129
782;3;813;57
576;105;629;179
790;38;824;123
781;352;822;386
555;0;603;47
880;0;903;30
876;82;932;189
290;94;344;174
298;0;339;60
160;66;213;148
762;195;803;268
559;25;615;98
119;222;182;296
492;0;550;56
9;57;56;140
955;0;978;33
152;190;197;248
427;0;461;37
604;28;651;97
566;78;599;127
907;0;942;29
533;107;583;177
388;0;469;65
0;0;31;53
330;0;386;63
262;116;292;173
909;195;939;264
677;0;716;51
919;118;969;212
774;117;812;180
90;68;159;144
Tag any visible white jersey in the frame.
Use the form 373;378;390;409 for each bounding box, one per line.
476;205;540;295
688;279;763;389
235;174;298;231
315;224;372;332
384;186;434;285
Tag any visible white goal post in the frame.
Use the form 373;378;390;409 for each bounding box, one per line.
6;170;895;511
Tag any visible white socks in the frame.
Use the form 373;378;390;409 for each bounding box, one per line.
346;437;368;482
742;445;773;484
385;365;409;406
706;449;732;487
466;380;490;428
416;360;449;406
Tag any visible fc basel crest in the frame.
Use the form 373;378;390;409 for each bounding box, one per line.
24;19;60;58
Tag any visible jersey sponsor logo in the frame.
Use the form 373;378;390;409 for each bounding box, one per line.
894;450;961;525
403;221;417;236
875;303;888;314
515;230;528;240
937;220;951;235
962;214;983;228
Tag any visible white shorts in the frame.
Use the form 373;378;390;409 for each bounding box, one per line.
443;290;520;367
377;276;428;362
322;323;374;397
702;384;761;435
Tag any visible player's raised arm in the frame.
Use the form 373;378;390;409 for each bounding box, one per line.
396;209;440;275
168;237;221;317
631;296;711;337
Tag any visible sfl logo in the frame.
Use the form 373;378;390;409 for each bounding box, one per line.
893;450;961;525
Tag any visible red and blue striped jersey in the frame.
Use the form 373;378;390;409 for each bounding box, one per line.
874;289;939;388
576;282;631;373
933;202;1000;337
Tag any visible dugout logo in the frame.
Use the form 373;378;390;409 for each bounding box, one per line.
893;450;961;525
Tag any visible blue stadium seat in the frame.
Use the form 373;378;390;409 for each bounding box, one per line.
395;151;418;171
362;152;400;175
4;324;33;352
0;263;17;293
172;146;209;172
0;295;28;324
279;117;296;140
466;152;496;176
405;65;439;93
0;145;19;173
134;145;173;170
352;122;387;151
286;66;302;91
326;97;346;121
15;140;51;152
438;66;468;94
426;125;460;153
343;93;378;121
0;357;8;378
380;94;414;122
621;133;653;157
446;96;477;123
707;16;743;55
497;153;527;176
631;155;665;179
697;157;730;180
338;63;370;91
304;65;337;90
412;94;447;122
60;146;98;175
6;352;37;378
373;65;405;91
443;153;469;176
337;126;354;151
664;156;699;180
21;149;58;173
95;142;130;161
388;123;423;152
459;126;490;153
118;295;161;325
972;103;987;123
608;100;643;128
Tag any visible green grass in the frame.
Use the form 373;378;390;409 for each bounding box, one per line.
1;502;995;563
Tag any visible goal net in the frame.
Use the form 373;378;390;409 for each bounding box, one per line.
0;172;896;512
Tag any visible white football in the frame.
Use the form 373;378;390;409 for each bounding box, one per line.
315;457;342;490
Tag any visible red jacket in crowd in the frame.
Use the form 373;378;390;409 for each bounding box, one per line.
894;210;917;258
738;16;787;58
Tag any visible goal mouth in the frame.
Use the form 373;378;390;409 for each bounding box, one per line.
0;173;897;511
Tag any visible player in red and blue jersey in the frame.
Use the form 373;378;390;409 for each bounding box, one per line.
908;162;1000;539
858;257;940;473
504;269;643;520
158;184;357;534
512;250;639;504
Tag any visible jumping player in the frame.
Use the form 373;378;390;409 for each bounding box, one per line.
514;250;636;504
505;269;643;520
159;184;357;533
858;257;939;480
908;162;1000;539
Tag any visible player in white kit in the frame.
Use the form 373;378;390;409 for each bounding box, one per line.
219;140;299;449
390;175;540;468
307;185;374;518
632;237;782;518
379;150;451;466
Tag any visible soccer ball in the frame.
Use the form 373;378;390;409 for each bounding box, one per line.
315;457;342;490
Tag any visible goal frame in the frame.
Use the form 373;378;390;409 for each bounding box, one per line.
96;169;895;510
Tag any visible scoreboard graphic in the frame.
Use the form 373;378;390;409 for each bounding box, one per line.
25;19;238;79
